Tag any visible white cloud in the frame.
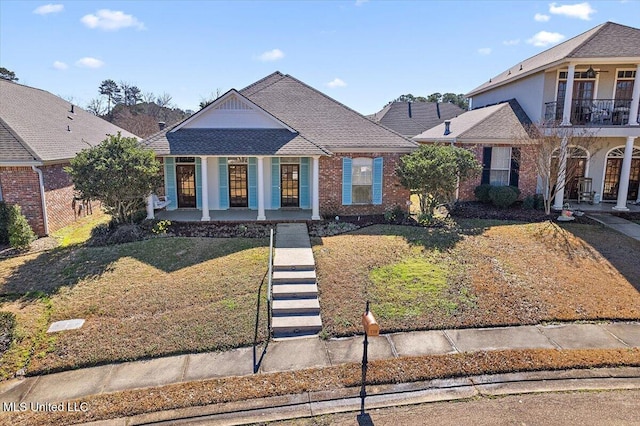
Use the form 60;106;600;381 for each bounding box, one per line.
75;57;104;69
52;61;68;70
81;9;145;31
33;4;63;15
503;39;520;46
257;49;285;62
534;13;550;22
549;2;596;20
478;47;492;55
326;78;347;88
527;31;565;47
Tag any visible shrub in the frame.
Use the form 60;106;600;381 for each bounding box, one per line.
7;204;35;250
523;195;536;210
474;184;493;203
488;186;519;208
534;194;545;210
384;205;406;223
107;224;143;245
0;201;9;244
89;223;111;246
0;311;16;355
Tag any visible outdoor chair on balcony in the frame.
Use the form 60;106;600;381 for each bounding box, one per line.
576;178;595;204
590;107;612;125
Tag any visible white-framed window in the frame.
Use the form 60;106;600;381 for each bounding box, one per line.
489;147;512;186
352;157;373;204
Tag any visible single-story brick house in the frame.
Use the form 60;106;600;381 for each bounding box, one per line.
0;79;138;236
413;99;537;201
143;72;418;220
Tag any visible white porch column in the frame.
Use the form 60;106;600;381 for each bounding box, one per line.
628;64;640;126
257;156;266;220
201;156;210;221
312;156;321;220
613;136;636;211
146;194;154;219
553;135;569;210
561;64;575;126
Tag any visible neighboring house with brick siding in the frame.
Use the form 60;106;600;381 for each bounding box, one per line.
143;72;417;220
0;79;138;236
465;21;640;210
413;99;537;201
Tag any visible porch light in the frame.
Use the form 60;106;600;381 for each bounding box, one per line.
585;66;597;79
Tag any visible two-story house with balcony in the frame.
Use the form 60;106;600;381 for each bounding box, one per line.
466;21;640;211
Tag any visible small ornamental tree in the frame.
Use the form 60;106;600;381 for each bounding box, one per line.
396;144;481;218
65;133;162;224
7;204;35;250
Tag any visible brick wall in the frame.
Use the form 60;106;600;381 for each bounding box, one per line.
457;144;538;201
42;163;88;233
319;152;411;217
0;166;45;235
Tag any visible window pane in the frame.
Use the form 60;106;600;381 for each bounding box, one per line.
490;170;510;186
491;147;511;170
352;158;372;185
352;185;372;204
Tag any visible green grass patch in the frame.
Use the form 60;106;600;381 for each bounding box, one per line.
370;257;455;319
51;211;110;247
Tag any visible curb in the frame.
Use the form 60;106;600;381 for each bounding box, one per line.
83;366;640;425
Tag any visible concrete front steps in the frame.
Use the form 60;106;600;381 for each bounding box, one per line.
271;224;323;338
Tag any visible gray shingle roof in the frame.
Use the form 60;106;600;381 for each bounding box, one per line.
413;99;532;143
143;72;417;156
369;101;465;137
0;79;138;163
157;129;328;156
467;22;640;97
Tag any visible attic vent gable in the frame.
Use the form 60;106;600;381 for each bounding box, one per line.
215;96;252;111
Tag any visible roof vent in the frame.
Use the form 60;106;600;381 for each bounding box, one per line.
408;102;412;118
70;104;75;114
436;102;441;119
67;125;71;132
519;64;523;71
444;120;451;136
158;122;166;130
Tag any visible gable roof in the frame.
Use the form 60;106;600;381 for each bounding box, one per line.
144;72;417;156
0;79;138;164
467;22;640;97
368;101;465;137
413;99;532;144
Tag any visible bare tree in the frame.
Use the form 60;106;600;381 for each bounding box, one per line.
156;92;173;109
199;88;223;109
86;98;106;116
521;123;602;215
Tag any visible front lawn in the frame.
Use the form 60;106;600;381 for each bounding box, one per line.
314;220;640;336
0;237;269;378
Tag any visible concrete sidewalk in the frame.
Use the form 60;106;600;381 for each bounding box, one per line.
1;322;639;406
586;213;640;242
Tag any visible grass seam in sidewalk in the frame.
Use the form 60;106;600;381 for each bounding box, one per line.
4;347;640;426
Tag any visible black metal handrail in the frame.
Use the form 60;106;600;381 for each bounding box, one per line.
544;98;637;126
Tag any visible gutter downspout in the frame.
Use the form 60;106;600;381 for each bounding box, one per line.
31;165;49;235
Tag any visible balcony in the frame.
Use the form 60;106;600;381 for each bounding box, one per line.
544;99;639;126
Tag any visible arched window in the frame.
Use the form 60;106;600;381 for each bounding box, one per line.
603;146;640;201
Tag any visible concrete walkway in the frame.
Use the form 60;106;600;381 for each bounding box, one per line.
586;213;640;242
1;322;639;406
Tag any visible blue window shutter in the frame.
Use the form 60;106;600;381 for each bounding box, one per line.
195;157;202;209
342;157;352;205
248;157;257;210
373;157;383;205
164;158;178;210
271;158;280;209
218;157;229;209
300;157;310;208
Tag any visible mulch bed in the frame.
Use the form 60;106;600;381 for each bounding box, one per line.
450;202;596;224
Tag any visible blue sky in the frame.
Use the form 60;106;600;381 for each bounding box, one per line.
1;1;638;115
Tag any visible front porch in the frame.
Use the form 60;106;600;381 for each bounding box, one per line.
155;208;315;222
562;201;640;213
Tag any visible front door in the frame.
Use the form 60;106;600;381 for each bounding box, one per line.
281;164;299;208
176;165;196;208
229;164;248;207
